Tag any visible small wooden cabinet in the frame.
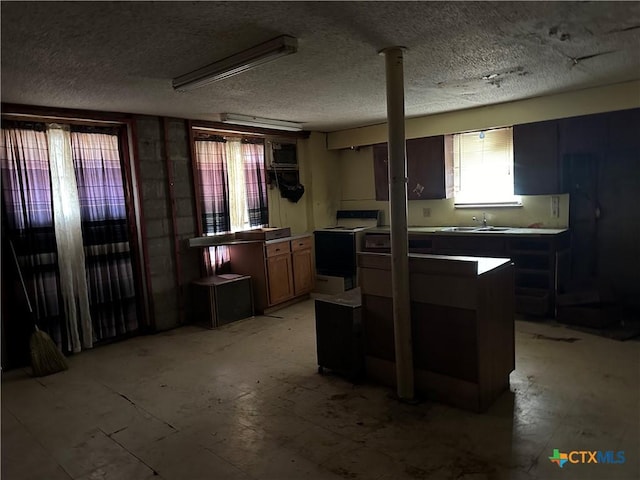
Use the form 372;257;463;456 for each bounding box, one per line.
374;135;453;201
191;275;254;328
228;234;314;314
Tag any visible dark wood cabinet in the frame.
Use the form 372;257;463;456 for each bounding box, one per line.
513;120;561;195
514;113;610;195
607;108;640;153
373;136;453;201
597;109;640;304
406;136;454;200
362;229;569;317
559;113;608;158
373;143;389;201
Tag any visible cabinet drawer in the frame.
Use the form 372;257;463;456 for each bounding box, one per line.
266;241;291;258
365;234;391;250
291;236;312;252
432;235;507;256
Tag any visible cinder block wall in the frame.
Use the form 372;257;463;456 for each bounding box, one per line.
135;116;202;331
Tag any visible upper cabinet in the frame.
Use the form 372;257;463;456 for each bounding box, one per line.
513;120;561;195
607;108;640;154
559;112;608;158
373;135;454;201
514;112;612;195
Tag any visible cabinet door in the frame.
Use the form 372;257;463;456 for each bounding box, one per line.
513;120;561;195
373;136;453;201
373;143;389;201
292;248;314;295
406;136;453;199
598;108;640;300
559;113;608;158
266;254;294;305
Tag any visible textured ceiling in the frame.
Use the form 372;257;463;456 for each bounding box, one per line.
2;1;640;132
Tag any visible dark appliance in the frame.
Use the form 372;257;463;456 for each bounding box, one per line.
315;288;363;380
314;210;381;281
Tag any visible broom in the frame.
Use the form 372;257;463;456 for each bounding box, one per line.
8;239;68;376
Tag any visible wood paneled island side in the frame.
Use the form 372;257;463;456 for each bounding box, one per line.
357;252;515;412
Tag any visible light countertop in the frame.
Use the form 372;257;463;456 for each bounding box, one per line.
188;232;312;248
368;226;567;236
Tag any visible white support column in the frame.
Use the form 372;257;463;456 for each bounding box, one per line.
380;46;414;401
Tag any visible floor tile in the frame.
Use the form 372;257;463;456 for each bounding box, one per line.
2;300;638;480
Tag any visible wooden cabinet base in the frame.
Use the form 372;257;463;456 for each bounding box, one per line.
263;294;310;315
358;252;515;412
228;234;314;314
365;356;509;413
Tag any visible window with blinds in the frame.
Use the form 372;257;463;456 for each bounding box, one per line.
453;127;521;205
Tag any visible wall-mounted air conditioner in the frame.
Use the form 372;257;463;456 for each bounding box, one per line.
267;139;298;170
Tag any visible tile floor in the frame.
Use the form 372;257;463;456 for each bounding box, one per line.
2;299;639;480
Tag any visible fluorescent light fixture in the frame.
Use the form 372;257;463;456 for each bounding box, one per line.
173;35;297;91
220;113;303;132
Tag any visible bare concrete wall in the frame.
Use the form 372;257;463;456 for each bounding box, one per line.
134;116;202;331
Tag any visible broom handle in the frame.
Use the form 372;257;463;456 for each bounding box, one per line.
8;238;34;314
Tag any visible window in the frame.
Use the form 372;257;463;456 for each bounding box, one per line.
193;131;268;273
453;127;520;206
1;121;139;352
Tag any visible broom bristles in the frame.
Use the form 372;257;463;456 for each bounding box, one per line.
30;328;68;377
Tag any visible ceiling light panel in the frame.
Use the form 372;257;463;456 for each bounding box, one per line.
173;35;298;91
220;113;303;131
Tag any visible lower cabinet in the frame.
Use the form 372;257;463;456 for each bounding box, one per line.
229;234;314;314
292;243;314;296
266;253;294;305
362;230;569;317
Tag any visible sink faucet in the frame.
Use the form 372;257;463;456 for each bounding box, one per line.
473;213;488;227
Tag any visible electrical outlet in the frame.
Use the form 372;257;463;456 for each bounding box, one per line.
551;196;560;218
423;207;431;218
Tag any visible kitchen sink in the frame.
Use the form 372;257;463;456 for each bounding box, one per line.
440;226;479;232
475;226;510;232
439;226;511;233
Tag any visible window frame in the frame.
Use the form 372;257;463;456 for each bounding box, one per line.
190;126;271;237
452;126;522;208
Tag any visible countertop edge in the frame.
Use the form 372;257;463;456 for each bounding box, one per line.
368;227;568;236
189;232;312;248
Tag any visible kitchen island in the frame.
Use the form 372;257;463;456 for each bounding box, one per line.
358;251;514;412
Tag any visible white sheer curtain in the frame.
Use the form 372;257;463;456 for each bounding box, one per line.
225;139;248;232
47;124;93;352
